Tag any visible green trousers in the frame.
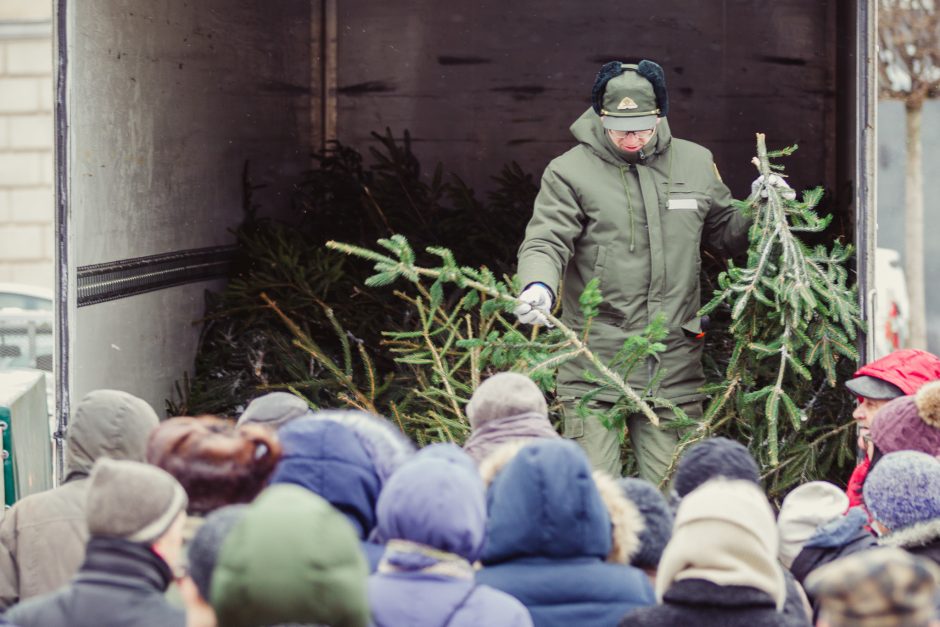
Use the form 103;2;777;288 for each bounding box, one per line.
561;398;703;484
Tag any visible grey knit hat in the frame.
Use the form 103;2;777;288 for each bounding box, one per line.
86;458;188;544
188;505;248;601
236;391;311;429
617;477;673;569
466;372;548;429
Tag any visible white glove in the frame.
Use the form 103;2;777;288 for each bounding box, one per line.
513;283;554;327
751;174;796;201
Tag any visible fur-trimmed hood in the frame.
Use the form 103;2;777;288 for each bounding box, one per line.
479;440;642;564
878;519;940;552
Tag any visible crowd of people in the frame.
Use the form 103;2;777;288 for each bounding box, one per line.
0;354;939;626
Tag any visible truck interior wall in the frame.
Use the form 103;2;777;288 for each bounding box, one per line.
64;0;313;414
331;0;842;208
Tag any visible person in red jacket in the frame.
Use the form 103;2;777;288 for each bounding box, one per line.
844;349;940;507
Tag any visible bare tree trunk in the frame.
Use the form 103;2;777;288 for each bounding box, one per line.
905;101;928;349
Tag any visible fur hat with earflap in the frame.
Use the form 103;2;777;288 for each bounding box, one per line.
870;380;940;456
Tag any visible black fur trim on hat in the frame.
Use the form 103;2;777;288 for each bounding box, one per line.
591;61;626;115
636;60;669;117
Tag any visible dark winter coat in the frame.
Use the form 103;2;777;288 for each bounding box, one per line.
477;440;654;626
908;538;940;565
4;536;185;627
619;579;809;627
269;418;385;569
517;110;749;403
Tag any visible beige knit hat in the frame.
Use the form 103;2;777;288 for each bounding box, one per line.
656;478;786;610
86;458;188;544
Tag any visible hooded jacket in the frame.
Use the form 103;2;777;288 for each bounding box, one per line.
211;484;370;627
0;390;159;609
369;445;532;627
517;109;749;403
476;440;654;626
269;417;386;569
4;536;185;627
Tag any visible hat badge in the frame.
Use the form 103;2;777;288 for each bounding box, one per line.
617;96;638;110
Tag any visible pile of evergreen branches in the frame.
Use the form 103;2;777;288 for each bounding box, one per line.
175;131;861;496
170;131;541;439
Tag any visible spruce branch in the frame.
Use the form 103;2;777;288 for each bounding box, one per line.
696;133;864;474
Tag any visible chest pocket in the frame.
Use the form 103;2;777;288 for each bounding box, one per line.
663;185;708;241
666;187;710;213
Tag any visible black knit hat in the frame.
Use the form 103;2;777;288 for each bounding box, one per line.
672;437;760;498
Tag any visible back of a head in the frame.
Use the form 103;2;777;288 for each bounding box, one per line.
777;481;849;569
376;444;485;562
617;477;673;570
672;437;760;498
236;391;311;429
806;547;940;627
465;372;548;428
65;389;160;478
211;484;369;627
483;439;611;563
147;415;282;516
187;505;249;602
309;409;416;484
656;478;785;609
863;450;940;540
86;458;188;545
269;417;381;538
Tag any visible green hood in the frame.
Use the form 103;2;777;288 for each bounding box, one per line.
64;390;160;481
211;484;370;627
569;107;673;166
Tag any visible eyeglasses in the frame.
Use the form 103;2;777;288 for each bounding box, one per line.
608;128;655;141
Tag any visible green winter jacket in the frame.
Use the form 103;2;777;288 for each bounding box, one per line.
518;108;749;404
210;484;370;627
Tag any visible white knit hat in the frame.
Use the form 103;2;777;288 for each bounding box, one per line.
777;481;848;569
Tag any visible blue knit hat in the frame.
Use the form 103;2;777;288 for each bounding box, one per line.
863;450;940;542
672;437;760;498
617;477;673;569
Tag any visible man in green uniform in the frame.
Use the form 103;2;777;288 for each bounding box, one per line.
513;60;793;482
